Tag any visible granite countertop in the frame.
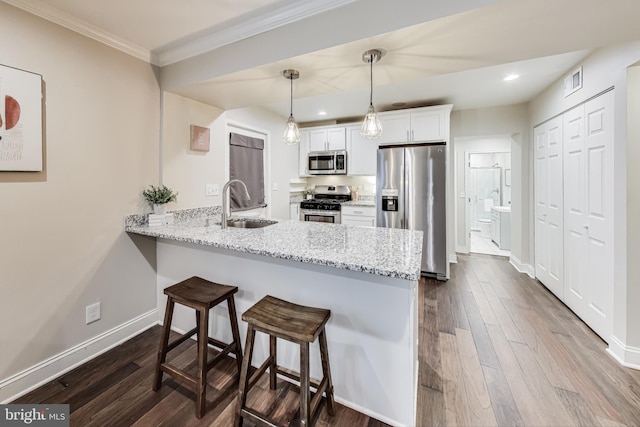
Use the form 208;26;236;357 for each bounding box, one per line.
124;207;422;280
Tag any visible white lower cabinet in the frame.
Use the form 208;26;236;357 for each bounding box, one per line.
341;206;376;227
290;203;300;220
490;208;511;250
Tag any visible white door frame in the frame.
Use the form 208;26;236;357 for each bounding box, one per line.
453;135;511;255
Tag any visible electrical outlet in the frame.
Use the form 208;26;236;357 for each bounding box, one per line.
86;302;101;324
205;184;219;196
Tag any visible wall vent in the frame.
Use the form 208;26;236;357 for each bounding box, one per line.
564;67;583;97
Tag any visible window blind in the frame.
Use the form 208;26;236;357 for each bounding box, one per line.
229;132;266;211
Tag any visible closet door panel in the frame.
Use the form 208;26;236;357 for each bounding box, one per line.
534;125;550;285
563;105;587;309
534;116;563;298
583;91;614;340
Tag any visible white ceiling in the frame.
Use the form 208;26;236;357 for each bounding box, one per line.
5;0;640;123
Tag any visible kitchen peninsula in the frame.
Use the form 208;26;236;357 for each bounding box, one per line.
125;207;422;426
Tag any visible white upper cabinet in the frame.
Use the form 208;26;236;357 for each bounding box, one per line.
346;125;377;176
297;105;452;177
378;105;452;145
411;109;448;141
308;127;346;151
378;112;411;144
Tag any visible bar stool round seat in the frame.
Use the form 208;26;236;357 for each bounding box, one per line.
152;276;243;418
235;295;335;427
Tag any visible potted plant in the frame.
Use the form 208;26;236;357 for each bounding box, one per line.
142;185;178;215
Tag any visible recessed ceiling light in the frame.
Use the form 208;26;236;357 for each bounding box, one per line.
318;111;327;116
504;74;520;81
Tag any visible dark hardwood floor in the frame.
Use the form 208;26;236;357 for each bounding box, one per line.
417;253;640;427
14;254;640;426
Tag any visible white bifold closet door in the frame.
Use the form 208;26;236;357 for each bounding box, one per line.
563;90;614;341
534;116;564;299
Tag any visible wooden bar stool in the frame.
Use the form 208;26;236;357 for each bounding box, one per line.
153;276;243;418
235;295;335;427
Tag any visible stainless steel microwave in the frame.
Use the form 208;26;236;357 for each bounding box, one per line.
307;150;347;175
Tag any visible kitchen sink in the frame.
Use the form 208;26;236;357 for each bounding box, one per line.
226;219;276;229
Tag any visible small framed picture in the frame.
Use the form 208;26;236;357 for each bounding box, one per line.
190;125;210;152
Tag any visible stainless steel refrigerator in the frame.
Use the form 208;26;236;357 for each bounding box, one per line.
376;143;447;280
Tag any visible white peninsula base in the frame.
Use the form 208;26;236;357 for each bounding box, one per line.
156;239;418;426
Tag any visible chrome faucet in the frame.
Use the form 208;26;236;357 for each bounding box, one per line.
221;179;250;229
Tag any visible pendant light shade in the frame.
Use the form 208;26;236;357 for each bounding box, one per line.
282;69;300;145
361;49;384;140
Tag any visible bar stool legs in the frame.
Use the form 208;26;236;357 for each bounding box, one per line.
319;330;335;416
235;295;335;427
152;276;242;419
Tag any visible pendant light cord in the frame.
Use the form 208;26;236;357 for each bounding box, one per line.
369;54;374;107
290;75;294;118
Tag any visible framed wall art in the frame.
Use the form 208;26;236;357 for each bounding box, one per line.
0;64;43;171
190;125;210;152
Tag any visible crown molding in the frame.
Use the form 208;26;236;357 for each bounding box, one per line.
2;0;355;67
152;0;357;67
2;0;151;63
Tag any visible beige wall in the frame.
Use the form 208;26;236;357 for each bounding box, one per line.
162;93;299;219
161;92;225;210
626;65;640;348
0;3;159;384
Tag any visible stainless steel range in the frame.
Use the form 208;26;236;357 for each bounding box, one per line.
299;185;351;224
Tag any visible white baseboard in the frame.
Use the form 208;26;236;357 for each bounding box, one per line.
606;335;640;370
454;246;468;255
0;309;159;403
509;255;535;278
449;252;458;263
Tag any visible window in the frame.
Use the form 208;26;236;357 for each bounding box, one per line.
229;131;266;211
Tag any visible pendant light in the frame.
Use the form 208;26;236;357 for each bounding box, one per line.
282;69;301;145
360;49;384;139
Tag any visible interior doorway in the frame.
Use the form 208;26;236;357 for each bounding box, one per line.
466;151;511;256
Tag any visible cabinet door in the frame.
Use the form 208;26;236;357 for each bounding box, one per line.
411;110;445;141
342;215;375;227
290;203;300;220
377;112;410;144
298;131;310;176
309;129;328;151
347;126;377;176
327;127;346;150
491;212;499;244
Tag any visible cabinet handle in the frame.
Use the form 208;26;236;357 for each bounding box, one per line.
411;130;414;141
354;210;363;214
